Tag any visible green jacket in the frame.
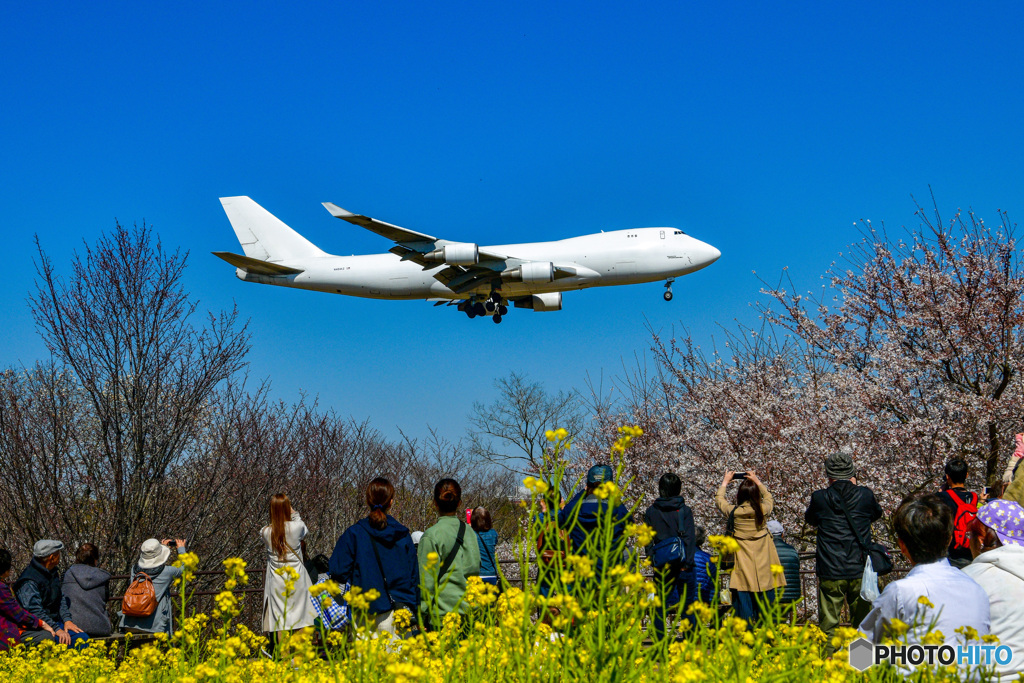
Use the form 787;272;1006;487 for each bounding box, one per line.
418;516;481;618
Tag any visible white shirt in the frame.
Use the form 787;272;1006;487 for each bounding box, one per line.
963;544;1024;677
859;558;991;648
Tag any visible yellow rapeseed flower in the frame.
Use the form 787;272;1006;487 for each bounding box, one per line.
626;523;656;547
523;477;550;495
888;618;910;636
707;535;740;555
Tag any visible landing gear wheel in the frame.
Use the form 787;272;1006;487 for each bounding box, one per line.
472;302;486;316
467;308;477;319
498;304;508;316
663;290;673;302
493;314;503;324
484;300;497;314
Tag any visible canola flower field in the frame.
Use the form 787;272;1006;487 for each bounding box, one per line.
0;429;1004;682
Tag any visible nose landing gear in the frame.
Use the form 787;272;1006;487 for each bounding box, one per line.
663;278;675;302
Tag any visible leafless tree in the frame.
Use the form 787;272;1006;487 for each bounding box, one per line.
17;222;250;569
466;371;584;477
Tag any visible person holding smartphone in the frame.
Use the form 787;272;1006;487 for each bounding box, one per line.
715;469;785;623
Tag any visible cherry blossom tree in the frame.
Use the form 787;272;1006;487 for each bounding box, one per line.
576;200;1024;553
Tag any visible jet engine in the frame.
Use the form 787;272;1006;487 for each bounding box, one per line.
501;261;554;284
513;292;562;312
423;243;479;265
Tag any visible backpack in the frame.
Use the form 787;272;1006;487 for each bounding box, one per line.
947;489;979;550
122;572;158;617
647;508;688;568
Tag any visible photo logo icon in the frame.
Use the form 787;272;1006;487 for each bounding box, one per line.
848;637;875;672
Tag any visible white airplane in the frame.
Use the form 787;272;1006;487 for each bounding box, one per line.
215;196;721;323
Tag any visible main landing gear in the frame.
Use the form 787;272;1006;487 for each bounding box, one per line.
663;277;675;302
460;292;508;323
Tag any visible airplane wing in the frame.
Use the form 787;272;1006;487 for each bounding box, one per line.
322;203;436;244
322;202;508;274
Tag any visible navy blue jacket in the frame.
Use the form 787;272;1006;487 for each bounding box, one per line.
691;549;717;602
329;516;419;615
557;489;631;562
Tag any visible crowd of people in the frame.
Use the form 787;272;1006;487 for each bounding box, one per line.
2;445;1024;678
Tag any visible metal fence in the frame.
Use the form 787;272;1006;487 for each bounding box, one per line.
104;552;909;629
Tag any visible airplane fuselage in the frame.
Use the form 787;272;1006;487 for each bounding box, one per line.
236;227;718;300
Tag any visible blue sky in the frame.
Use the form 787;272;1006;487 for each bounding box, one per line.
2;2;1022;443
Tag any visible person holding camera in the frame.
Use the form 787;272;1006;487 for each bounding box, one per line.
118;537;188;635
804;451;883;651
715;470;785;623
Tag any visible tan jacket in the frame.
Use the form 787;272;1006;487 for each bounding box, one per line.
716;482;787;593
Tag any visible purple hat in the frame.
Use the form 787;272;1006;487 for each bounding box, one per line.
977;500;1024;547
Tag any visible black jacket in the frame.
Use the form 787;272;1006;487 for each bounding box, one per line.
643;496;696;570
804;480;884;580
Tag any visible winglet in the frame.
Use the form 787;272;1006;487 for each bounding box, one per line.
322;202;353;219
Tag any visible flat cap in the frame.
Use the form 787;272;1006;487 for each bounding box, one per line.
32;539;64;558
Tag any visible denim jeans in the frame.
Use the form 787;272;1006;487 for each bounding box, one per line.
652;563;697;637
733;588;776;623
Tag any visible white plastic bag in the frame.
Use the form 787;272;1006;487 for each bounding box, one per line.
860;556;880;603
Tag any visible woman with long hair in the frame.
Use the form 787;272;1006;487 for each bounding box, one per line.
418;479;480;627
261;493;315;638
715;470;786;622
328;477;419;634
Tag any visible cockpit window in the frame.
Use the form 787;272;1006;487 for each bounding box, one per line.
673;230;686;235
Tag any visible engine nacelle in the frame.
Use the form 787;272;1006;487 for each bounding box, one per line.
501;261;554;284
423;243;479;265
513;292;562;312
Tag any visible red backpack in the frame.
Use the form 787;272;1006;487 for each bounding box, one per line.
947;490;979;550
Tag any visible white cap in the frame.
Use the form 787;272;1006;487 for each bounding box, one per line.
767;520;784;537
411;531;424;545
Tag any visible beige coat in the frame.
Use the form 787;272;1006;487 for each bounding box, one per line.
715;482;787;593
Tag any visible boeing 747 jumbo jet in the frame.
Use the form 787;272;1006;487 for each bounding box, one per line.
214;197;720;323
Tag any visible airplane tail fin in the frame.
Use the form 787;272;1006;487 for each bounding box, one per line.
219;196;327;262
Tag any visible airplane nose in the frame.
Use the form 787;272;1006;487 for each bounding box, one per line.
694;240;721;266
